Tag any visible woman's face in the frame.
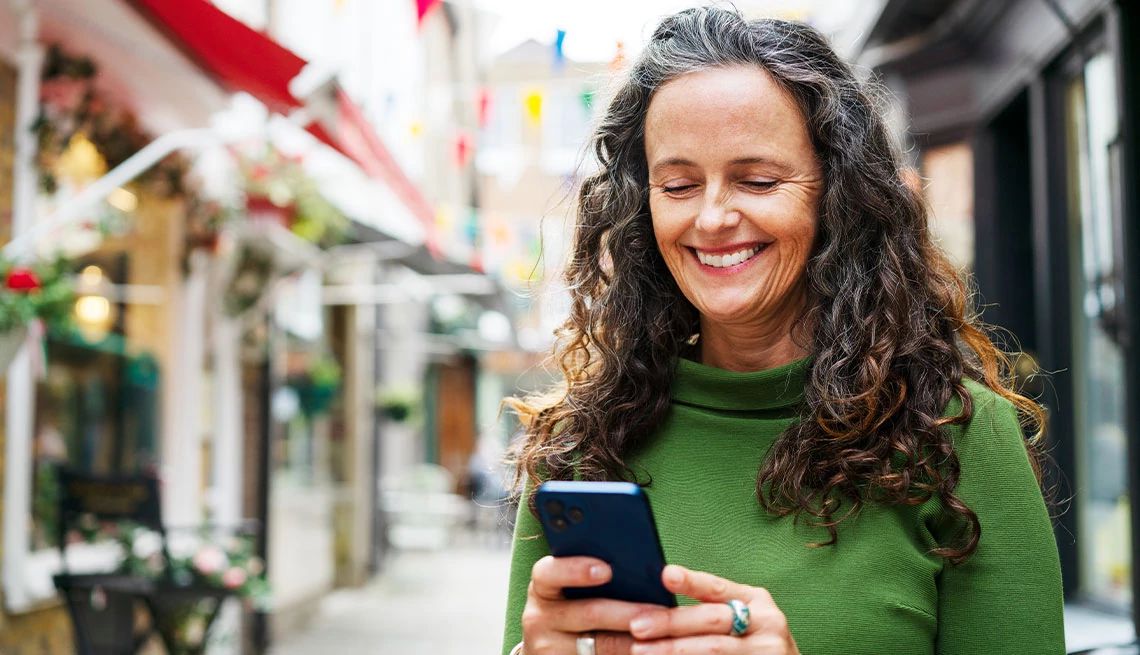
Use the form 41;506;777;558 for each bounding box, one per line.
645;65;822;332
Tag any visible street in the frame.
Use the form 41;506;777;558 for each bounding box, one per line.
269;541;512;655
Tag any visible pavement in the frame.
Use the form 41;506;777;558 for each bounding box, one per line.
268;537;512;655
262;529;1139;655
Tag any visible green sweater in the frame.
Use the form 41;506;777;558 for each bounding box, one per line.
501;356;1065;654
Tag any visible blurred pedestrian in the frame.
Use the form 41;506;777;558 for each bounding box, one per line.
501;6;1062;655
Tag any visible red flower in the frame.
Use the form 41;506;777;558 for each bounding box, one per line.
6;268;41;292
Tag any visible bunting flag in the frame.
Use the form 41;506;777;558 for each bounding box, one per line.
464;206;480;244
453;131;472;168
476;87;492;128
415;0;441;25
523;89;544;126
610;40;626;71
553;29;567;71
580;87;595;111
435;204;455;235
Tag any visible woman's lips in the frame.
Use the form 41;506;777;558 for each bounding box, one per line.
689;243;770;272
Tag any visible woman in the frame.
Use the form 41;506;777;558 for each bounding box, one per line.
502;7;1063;655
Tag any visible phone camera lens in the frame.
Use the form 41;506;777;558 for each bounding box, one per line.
567;507;584;523
551;516;569;532
544;500;564;516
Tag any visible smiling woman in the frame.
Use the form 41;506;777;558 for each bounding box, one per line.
501;6;1063;655
646;65;821;372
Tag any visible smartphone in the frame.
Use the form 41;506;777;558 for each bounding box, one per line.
536;480;677;607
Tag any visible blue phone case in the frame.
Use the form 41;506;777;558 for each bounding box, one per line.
536;481;677;607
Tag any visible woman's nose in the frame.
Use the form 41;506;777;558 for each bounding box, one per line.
694;192;741;232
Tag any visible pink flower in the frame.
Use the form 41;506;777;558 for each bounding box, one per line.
192;545;227;576
221;567;247;589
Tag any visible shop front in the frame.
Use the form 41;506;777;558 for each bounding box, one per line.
859;0;1140;644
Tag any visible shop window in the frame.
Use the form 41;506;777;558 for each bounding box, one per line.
1065;49;1129;607
29;255;161;551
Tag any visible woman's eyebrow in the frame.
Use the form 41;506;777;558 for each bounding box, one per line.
649;156;796;176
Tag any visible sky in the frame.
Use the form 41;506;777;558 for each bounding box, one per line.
471;0;883;62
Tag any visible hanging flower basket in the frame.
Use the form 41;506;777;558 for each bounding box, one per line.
287;355;342;418
0;257;75;368
221;243;276;318
376;385;421;423
244;195;294;230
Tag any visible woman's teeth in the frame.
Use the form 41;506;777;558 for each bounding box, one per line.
696;245;763;268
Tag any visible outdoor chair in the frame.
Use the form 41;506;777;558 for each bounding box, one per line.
53;467;258;655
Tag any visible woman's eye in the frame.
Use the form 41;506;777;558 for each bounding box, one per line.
743;180;778;190
661;184;698;195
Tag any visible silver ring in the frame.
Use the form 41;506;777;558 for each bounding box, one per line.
727;598;751;636
576;632;597;655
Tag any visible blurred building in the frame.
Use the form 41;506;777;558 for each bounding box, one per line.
858;0;1140;643
0;1;234;650
0;0;517;653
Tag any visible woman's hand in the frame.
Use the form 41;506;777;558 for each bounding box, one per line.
627;565;800;655
522;555;663;654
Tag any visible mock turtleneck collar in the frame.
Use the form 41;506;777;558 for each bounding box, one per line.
671;355;811;411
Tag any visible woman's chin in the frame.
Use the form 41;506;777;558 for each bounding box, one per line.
693;300;765;326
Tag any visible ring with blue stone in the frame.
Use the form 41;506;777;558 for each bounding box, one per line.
726;598;751;636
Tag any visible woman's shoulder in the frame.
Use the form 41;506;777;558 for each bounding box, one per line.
940;376;1036;487
942;376;1014;419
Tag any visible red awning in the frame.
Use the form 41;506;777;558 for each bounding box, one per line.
127;0;434;232
128;0;305;115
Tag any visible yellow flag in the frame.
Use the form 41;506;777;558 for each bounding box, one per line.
523;89;544;126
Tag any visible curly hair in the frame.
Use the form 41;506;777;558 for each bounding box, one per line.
507;5;1048;565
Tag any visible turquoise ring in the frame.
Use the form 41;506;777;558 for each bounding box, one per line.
726;599;751;636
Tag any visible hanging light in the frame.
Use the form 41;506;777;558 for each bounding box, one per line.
74;265;115;340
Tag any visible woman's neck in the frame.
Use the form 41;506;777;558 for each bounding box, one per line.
697;311;810;372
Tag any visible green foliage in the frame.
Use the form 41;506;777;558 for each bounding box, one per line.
376;384;422;423
0;257;75;333
289;354;342;418
240;149;349;247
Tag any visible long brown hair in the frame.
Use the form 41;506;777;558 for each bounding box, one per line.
508;6;1048;564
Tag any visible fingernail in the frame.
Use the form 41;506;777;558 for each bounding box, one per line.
590;564;609;580
630;615;654;636
663;565;683;585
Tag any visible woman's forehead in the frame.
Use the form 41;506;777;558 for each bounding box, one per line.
644;65;815;172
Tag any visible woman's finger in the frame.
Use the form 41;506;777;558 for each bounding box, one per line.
630;635;754;655
549;597;664;633
529;555;611;599
629;600;785;640
660;565;754;604
595;631;635;655
629;603;731;640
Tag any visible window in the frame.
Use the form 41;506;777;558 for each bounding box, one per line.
1065;49;1129;607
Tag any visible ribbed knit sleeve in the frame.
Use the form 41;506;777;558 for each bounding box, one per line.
501;482;551;655
931;381;1064;654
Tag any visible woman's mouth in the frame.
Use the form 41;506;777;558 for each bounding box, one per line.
692;243;770;270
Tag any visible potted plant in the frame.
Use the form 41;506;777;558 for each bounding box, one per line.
376;384;421;423
288;354;342;418
239;149;348;246
0;257;75;368
115;524;270;655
